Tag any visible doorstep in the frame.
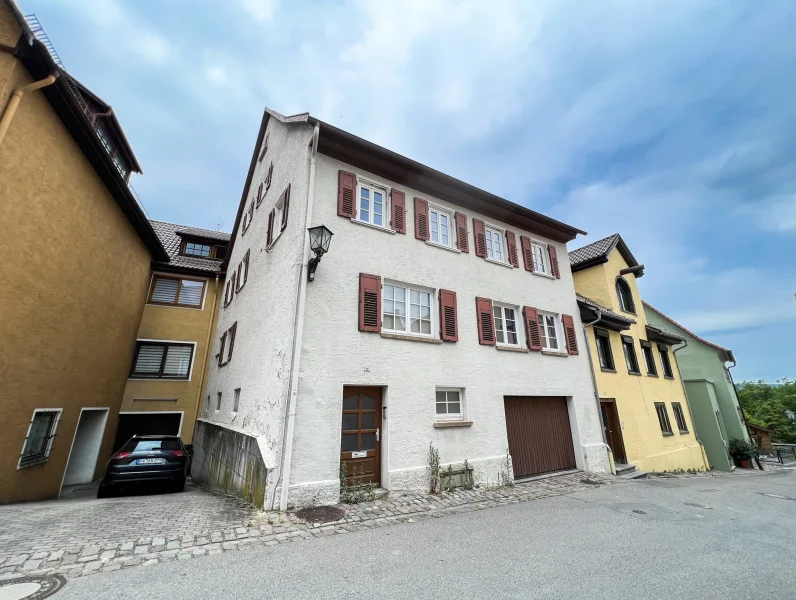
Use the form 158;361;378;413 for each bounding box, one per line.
513;469;581;485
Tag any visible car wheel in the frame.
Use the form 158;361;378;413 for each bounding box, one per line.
97;484;110;499
174;477;186;493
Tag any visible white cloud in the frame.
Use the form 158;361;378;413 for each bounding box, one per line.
135;30;171;66
676;303;796;333
737;196;796;233
241;0;278;23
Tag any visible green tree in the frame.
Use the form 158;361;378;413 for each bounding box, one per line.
737;378;796;444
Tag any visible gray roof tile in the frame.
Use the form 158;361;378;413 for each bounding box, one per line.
149;220;230;274
569;234;620;267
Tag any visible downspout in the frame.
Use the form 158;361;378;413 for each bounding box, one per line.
0;73;57;146
673;339;710;469
582;308;612;473
274;122;320;511
724;357;751;442
194;274;220;424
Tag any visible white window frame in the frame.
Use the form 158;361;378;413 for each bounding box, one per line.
539;311;563;352
18;408;63;469
382;280;435;338
356;178;390;229
492;302;523;347
270;192;287;246
435;387;466;421
428;204;455;248
531;241;552;276
484;224;507;264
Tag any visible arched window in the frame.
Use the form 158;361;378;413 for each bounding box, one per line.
616;277;635;313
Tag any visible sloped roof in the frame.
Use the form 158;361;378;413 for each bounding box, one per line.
643;301;735;362
645;323;685;345
569;233;642;275
150;220;229;275
576;294;636;326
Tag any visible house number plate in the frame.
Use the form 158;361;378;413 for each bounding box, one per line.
351;451;367;458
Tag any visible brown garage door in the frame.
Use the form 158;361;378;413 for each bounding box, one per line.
504;396;576;478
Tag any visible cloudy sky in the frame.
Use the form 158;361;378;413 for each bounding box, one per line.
24;0;795;381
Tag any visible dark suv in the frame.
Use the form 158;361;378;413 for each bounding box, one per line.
98;435;191;497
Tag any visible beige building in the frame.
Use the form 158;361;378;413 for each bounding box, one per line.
0;3;168;502
118;221;228;450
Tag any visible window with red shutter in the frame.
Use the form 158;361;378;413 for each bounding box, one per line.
235;250;250;292
241;200;254;235
258;132;269;162
475;297;495;345
256;181;264;207
338;171;357;218
520;235;534;272
358;273;381;332
549;245;561;279
472;219;487;258
391;189;406;233
506;231;519;268
224;272;236;307
414;198;429;240
523;306;542;351
455;212;468;253
562;314;578;354
439;289;458;342
217;330;227;366
280;183;290;231
265;161;274;192
267;209;275;247
226;321;238;363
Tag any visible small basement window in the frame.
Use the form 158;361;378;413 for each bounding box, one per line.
436;388;464;420
18;409;62;468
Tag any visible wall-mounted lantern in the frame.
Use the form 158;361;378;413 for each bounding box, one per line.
307;225;333;282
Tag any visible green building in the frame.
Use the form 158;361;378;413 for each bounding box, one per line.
644;302;750;472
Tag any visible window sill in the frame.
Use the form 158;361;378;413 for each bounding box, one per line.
380;332;442;344
147;302;204;311
646;373;659;378
425;240;460;254
18;456;51;469
496;345;528;353
532;271;556;280
661;432;674;437
542;350;568;357
628;371;642;377
128;377;191;381
664;376;675;380
266;232;284;252
678;430;690;435
485;257;513;268
600;367;617;373
433;420;473;429
351;219;395;234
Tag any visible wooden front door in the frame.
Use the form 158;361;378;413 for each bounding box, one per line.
503;396;576;478
600;399;627;464
340;386;382;486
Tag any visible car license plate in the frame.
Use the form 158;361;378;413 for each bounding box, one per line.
136;458;165;465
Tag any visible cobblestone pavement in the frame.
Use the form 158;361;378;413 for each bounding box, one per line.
0;472;619;581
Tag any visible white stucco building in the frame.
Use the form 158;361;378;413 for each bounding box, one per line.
192;109;610;510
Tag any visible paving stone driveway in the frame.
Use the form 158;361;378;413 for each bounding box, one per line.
0;472;619;580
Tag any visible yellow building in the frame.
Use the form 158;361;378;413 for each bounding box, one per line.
570;234;708;473
0;4;169;502
117;221;227;450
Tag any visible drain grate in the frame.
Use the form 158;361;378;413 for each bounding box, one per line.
0;575;66;599
293;505;346;523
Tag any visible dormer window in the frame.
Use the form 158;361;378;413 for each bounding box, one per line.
179;238;228;259
185;242;211;257
616;277;635;313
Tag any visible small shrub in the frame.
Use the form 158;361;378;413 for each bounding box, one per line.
728;438;756;460
428;442;441;494
339;462;376;504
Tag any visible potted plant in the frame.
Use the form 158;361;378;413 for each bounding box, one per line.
728;438;755;468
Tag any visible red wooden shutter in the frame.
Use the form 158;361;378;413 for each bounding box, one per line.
549;245;561;279
227;322;238;363
455;212;468;253
473;219;487;258
267;209;275;246
235;262;243;291
520;235;534;272
338;170;357;218
391;189;406;234
266;161;273;191
358;273;381;332
217;331;227;366
439;289;458;342
242;249;250;286
562;314;579;355
281;183;291;231
506;231;519;268
414;198;429;240
258;132;269;162
256;182;264;207
475;297;495;345
523;306;542;351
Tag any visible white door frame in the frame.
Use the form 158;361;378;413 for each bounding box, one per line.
58;407;109;497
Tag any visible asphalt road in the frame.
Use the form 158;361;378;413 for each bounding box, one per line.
57;469;796;600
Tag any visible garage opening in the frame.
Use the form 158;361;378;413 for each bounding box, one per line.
503;396;576;479
113;412;183;452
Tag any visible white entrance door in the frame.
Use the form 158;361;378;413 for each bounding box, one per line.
62;408;109;488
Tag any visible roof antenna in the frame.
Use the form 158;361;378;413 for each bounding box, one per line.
217;213;224;232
